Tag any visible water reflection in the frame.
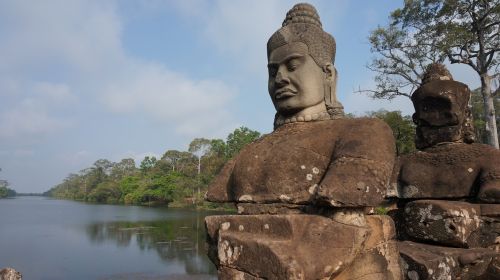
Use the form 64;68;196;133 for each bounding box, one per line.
86;211;216;275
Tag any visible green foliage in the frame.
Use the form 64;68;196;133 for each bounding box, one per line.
374;206;389;215
0;186;16;198
0;168;16;198
368;110;416;155
140;156;157;173
46;126;261;208
226;127;261;159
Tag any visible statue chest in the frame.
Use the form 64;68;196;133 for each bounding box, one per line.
230;122;339;204
397;144;486;199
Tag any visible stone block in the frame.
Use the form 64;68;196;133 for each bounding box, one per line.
399;241;498;280
402;200;500;248
206;213;401;280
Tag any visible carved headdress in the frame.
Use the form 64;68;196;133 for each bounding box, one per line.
268;3;343;122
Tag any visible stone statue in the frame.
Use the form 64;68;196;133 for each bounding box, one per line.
205;3;401;279
391;63;500;279
395;63;500;202
207;3;396;210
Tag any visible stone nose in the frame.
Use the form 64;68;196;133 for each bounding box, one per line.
275;68;289;86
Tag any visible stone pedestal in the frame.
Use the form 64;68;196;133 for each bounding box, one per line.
206;213;402;280
393;200;500;279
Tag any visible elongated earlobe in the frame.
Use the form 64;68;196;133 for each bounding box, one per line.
323;64;344;117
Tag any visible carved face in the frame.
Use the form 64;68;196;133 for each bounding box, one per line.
267;42;327;116
412;81;469;148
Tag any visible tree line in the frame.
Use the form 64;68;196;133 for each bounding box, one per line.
0;168;16;198
44;127;261;208
7;98;496;204
44;111;418;208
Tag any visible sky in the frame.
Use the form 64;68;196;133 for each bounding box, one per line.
0;0;481;193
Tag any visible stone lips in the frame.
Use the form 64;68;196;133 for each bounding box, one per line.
207;118;395;208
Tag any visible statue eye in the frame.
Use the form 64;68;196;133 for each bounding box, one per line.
268;66;278;77
287;59;299;71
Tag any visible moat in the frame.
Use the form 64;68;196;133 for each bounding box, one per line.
0;196;220;280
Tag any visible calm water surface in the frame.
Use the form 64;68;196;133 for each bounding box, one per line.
0;196;224;280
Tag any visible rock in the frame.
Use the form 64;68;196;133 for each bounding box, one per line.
205;2;400;279
396;143;500;202
206;214;401;280
399;241;498;280
0;268;22;280
400;200;500;248
207;118;395;208
403;200;480;247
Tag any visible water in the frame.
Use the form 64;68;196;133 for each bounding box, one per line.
0;196;223;280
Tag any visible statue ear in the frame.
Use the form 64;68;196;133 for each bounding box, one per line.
323;63;344;117
322;63;334;79
412;113;418;125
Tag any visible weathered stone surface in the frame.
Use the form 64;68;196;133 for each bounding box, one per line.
474;256;500;280
399;241;498;280
403;200;481;247
392;64;500;202
336;241;401;280
395;143;500;201
398;200;500;249
218;267;261;280
207;2;396;209
0;268;22;280
206;214;401;280
207;118;395;208
205;2;401;279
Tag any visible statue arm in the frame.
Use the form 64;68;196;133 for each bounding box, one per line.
316;119;396;207
477;149;500;203
205;158;236;202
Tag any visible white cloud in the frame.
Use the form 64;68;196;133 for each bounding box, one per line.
33;82;77;105
0;103;71;140
101;61;237;137
172;0;348;74
0;1;124;77
0;81;76;140
0;0;237;141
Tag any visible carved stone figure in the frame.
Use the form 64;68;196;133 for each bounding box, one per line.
205;3;401;279
392;63;500;279
207;3;395;210
394;63;500;202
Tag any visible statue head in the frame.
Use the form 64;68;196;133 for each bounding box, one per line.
411;63;475;149
267;3;343;128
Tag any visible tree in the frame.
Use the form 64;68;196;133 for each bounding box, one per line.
364;0;499;148
367;110;416;155
110;158;136;180
188;138;212;203
188;138;212;176
160;150;197;176
140;156;157;173
0;168;16;198
471;88;500;143
226;127;261;158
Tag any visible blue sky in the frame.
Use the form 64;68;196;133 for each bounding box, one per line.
0;0;480;193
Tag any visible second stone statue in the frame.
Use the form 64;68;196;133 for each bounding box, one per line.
205;3;402;279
